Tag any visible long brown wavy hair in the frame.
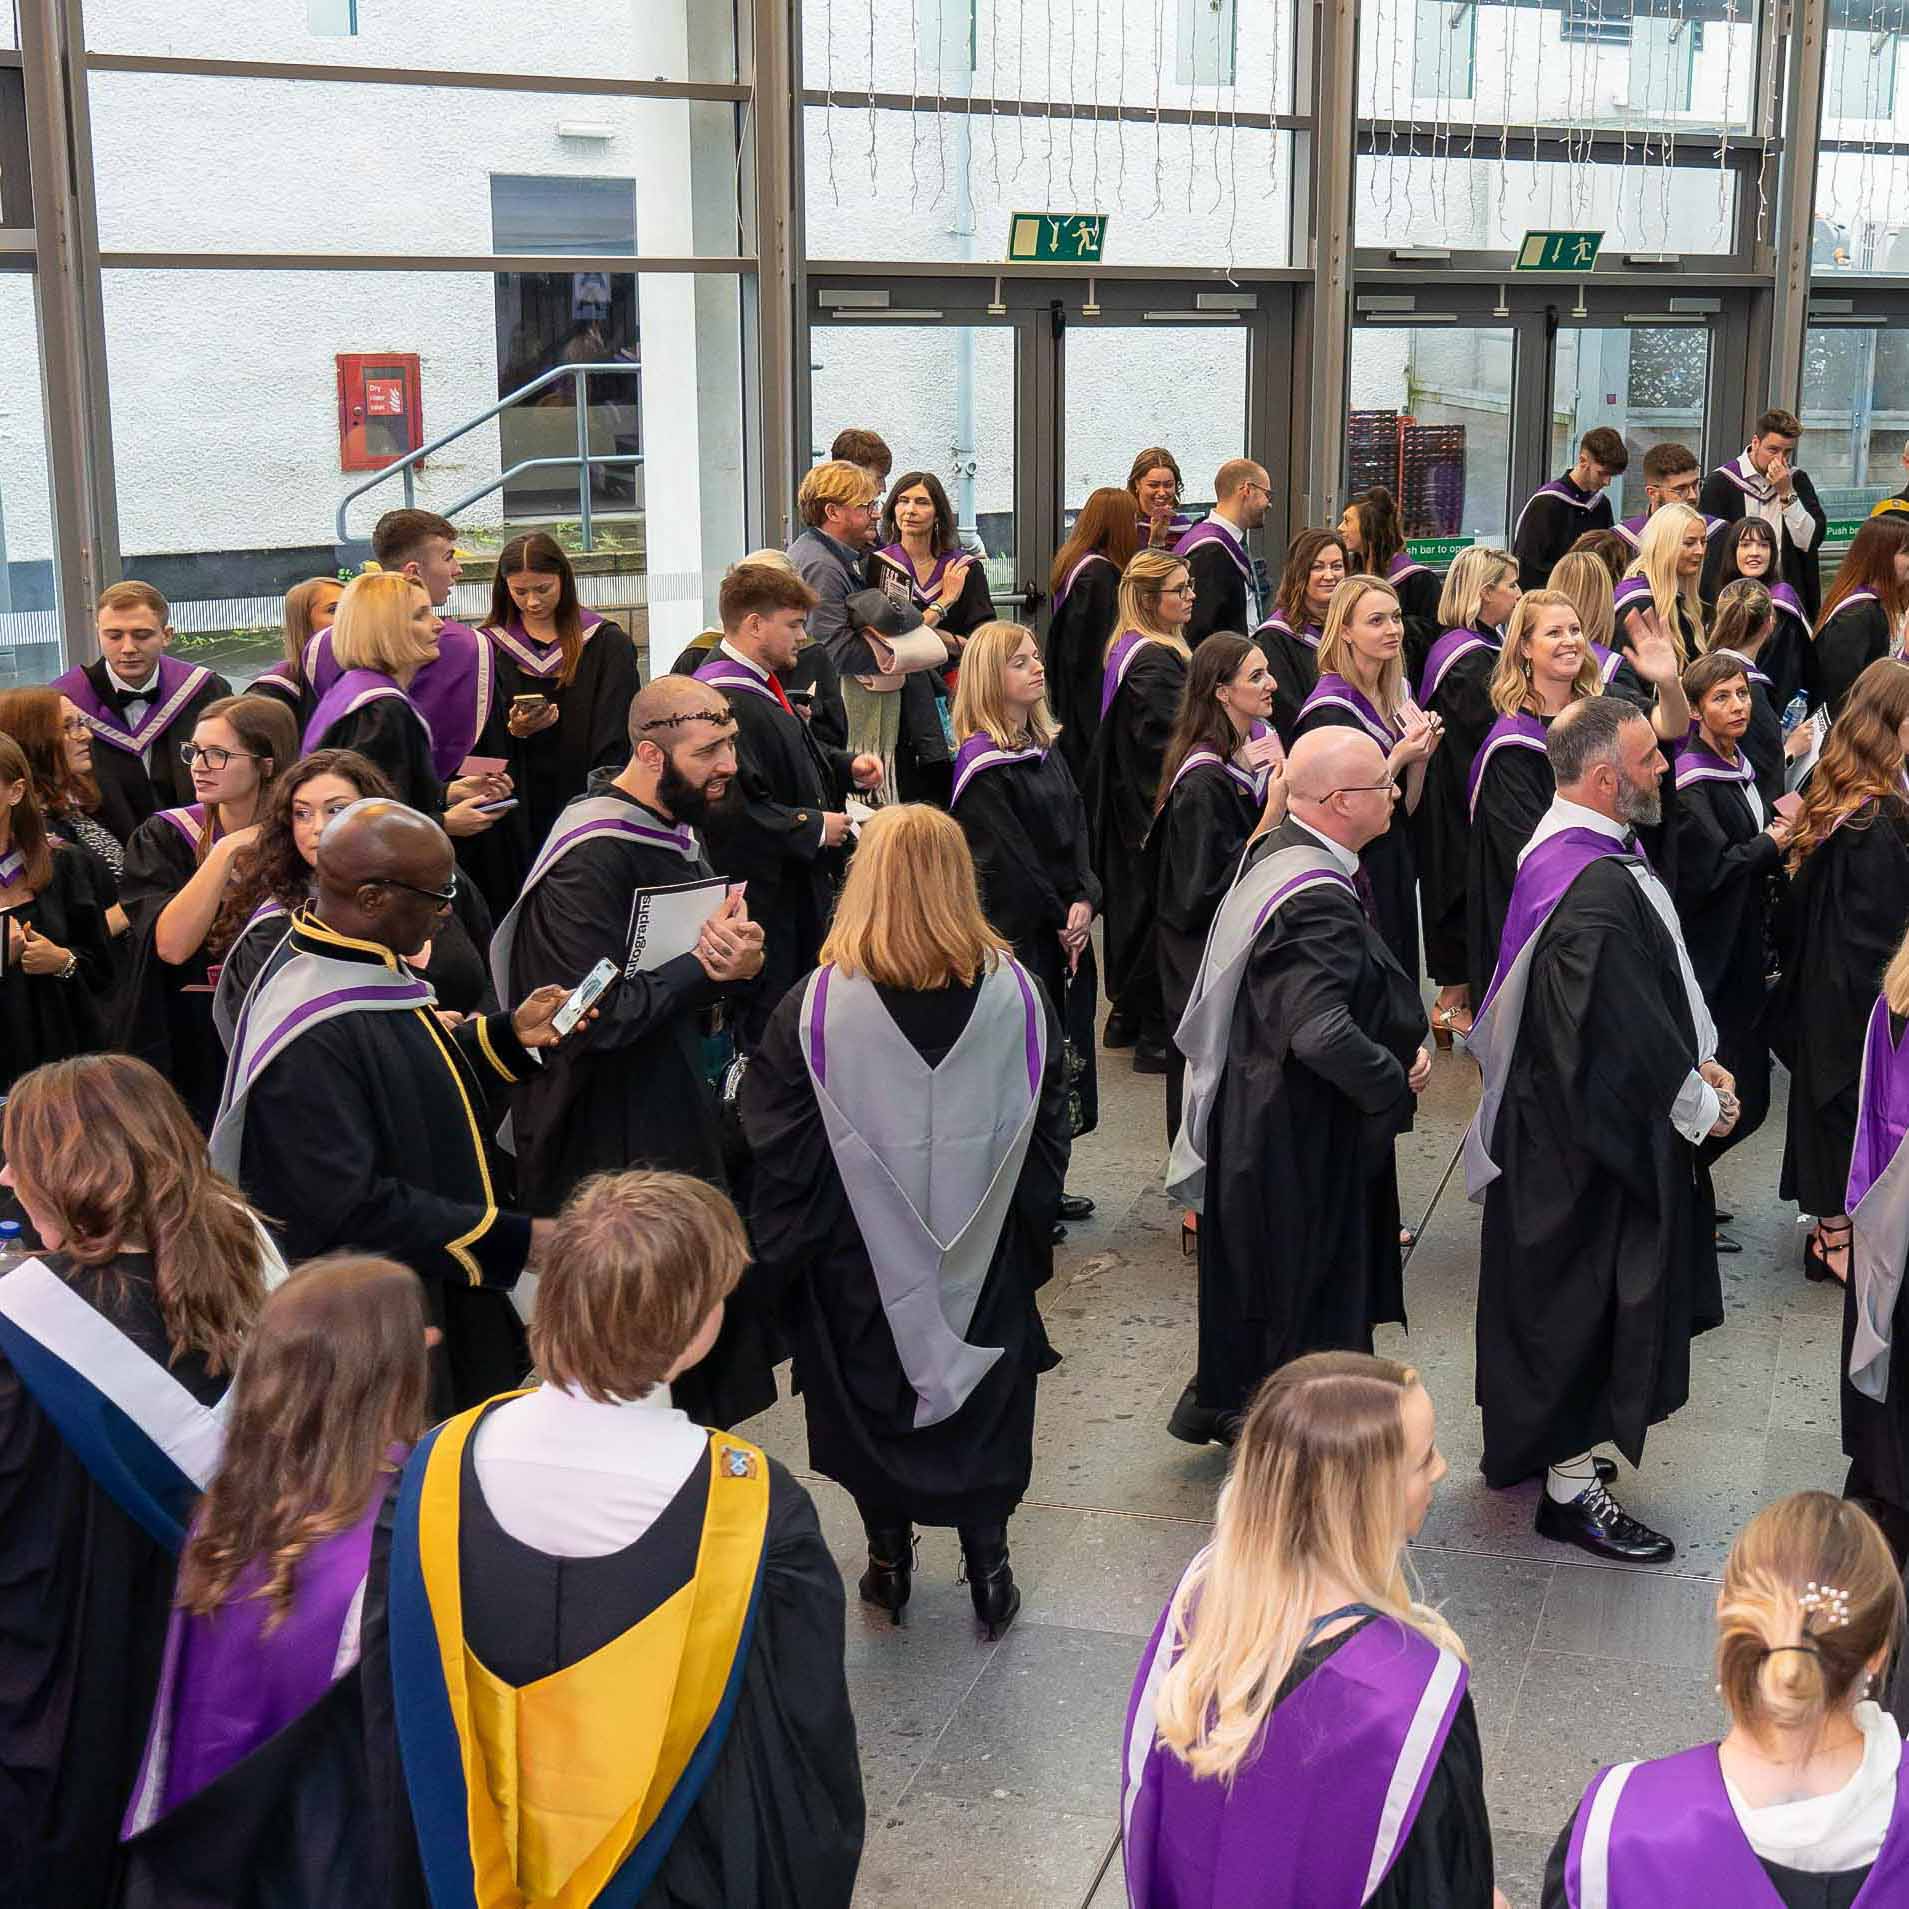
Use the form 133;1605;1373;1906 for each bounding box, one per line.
1272;527;1351;633
1156;634;1261;811
209;748;396;958
0;731;56;893
1818;513;1909;636
1787;657;1909;873
1049;486;1142;600
2;1055;265;1373
0;686;101;817
487;531;586;685
176;1256;427;1628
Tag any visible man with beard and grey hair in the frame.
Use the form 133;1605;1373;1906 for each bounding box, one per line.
1465;695;1737;1564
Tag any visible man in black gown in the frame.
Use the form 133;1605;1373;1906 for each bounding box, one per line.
496;675;777;1425
1467;697;1734;1562
1700;407;1829;620
1166;728;1431;1445
694;562;881;1048
211;800;579;1413
1174;458;1271;644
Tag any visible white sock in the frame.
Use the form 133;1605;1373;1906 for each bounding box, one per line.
1546;1454;1599;1504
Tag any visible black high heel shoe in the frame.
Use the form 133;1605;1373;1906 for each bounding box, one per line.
958;1525;1022;1641
858;1525;914;1625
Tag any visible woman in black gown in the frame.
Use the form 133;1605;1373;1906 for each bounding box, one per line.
1813;514;1909;719
0;735;113;1096
1773;657;1909;1285
1044;487;1140;785
742;805;1070;1640
461;531;640;913
0;1054;269;1909
951;620;1100;1225
1338;488;1443;679
1151;633;1280;1151
1087;550;1196;1070
1714;517;1812;717
1256;526;1348;742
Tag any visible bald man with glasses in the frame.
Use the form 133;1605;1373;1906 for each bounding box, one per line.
1165;728;1432;1446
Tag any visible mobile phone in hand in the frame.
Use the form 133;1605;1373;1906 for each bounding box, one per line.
552;957;618;1036
475;796;520;814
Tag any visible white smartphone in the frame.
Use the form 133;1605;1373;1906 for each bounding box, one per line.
552;956;618;1036
475;796;520;815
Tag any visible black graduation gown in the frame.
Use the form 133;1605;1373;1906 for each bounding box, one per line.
1193;824;1427;1419
1700;466;1828;621
1671;768;1781;1160
1153;760;1259;1143
235;923;534;1415
1045;557;1120;787
1293;698;1422;984
70;660;231;841
1814;596;1894;719
1421;642;1499;988
1477;858;1722;1484
1738;668;1788;809
784;643;849;752
1390;565;1445;685
0;846;113;1096
1773;796;1909;1215
503;790;775;1428
458;622;641;916
361;1442;864;1909
742;975;1071;1527
1760;605;1814;720
0;1253;226;1909
311;695;442;819
1258;621;1321;745
1513;481;1614;591
1466;732;1554;1010
117;815;228;1130
1182;535;1253;647
1086;642;1187;1034
952;747;1102;1136
243;669;309;730
1287;1620;1495;1909
696;676;855;1051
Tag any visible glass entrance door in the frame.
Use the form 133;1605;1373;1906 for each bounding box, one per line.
1550;324;1713;522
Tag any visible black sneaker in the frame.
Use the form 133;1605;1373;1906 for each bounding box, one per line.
1166;1382;1239;1447
1058;1192;1096;1221
1534;1480;1675;1563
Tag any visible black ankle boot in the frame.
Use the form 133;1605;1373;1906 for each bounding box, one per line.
857;1525;913;1625
958;1525;1021;1640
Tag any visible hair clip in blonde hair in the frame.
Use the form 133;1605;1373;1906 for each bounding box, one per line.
359;559;384;575
1800;1581;1852;1628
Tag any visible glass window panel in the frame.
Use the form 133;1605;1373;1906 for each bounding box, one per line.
0;274;61;684
1413;0;1477;102
97;268;745;682
1360;0;1756;132
490;174;637;254
804;0;1295;117
805;108;1291;267
1355;154;1737;254
1800;326;1909;520
0;4;17;51
88;74;744;257
1548;325;1711;517
81;0;739;85
1824;26;1901;123
811;322;1016;599
1348;327;1515;547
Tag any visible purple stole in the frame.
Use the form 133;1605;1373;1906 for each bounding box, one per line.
0;846;23;888
1587;641;1626;687
54;654;214;760
1515;474;1604;540
480;608;604;679
1122;1583;1469;1909
154;803;213;853
248;663;304;699
122;1474;392;1833
1163;719;1278;805
300;668;424;759
1466;712;1549;819
1612;574;1656;628
1418;626;1498;705
1565;1739;1909;1906
694;651;787;709
1172;518;1249;579
1100;630;1151;718
1299;674;1402;750
1818;587;1883;644
1768;580;1807;631
1711;453;1782;511
950;730;1046;807
1464;826;1640;1196
1052;551;1112;613
873;544;963;611
1712;645;1773;693
1136;510;1196;541
1385;550;1433;589
304;621;489;780
1256;608;1321;651
1849;997;1909;1403
1617;510;1727;551
1674;733;1755;797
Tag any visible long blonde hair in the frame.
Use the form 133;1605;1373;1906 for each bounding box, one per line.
953;620;1059;750
1488;589;1603;716
1436;545;1516;632
819;804;1009;990
1548;550;1617;654
1154;1353;1464;1783
1887;919;1909;1018
329;571;437;676
1623;504;1708;661
281;576;342;680
1109;550;1193;664
1315;574;1406;719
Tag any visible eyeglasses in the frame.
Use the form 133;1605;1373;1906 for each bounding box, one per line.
1316;780;1397;797
1162;583;1198;598
179;743;263;770
370;873;458;906
61;718;91;737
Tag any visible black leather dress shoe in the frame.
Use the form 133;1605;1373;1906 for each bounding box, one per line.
1534;1481;1675;1563
1715;1229;1743;1255
1103;1012;1140;1050
1132;1040;1170;1075
1714;1208;1735;1224
1166;1381;1239;1447
1058;1192;1096;1221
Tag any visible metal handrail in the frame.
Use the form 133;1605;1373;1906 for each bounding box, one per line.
335;362;643;553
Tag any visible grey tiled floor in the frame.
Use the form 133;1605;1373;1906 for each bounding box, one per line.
735;1026;1845;1908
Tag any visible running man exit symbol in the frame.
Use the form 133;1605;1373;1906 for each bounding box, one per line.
1516;230;1605;271
1007;212;1109;263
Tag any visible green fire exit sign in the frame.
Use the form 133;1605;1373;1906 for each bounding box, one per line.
1007;212;1108;263
1516;229;1605;271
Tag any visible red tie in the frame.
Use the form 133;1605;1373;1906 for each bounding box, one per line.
768;672;796;716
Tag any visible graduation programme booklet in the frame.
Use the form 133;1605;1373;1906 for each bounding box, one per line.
624;876;730;976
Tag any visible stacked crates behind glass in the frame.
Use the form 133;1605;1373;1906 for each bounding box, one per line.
1348;411;1402;499
1401;425;1466;538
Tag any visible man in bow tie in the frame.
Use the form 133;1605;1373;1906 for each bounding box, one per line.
49;582;229;839
1467;696;1733;1566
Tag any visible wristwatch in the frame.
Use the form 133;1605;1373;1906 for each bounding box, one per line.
56;952;78;982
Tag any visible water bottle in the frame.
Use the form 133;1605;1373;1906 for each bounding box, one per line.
1781;692;1811;735
0;1219;27;1277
